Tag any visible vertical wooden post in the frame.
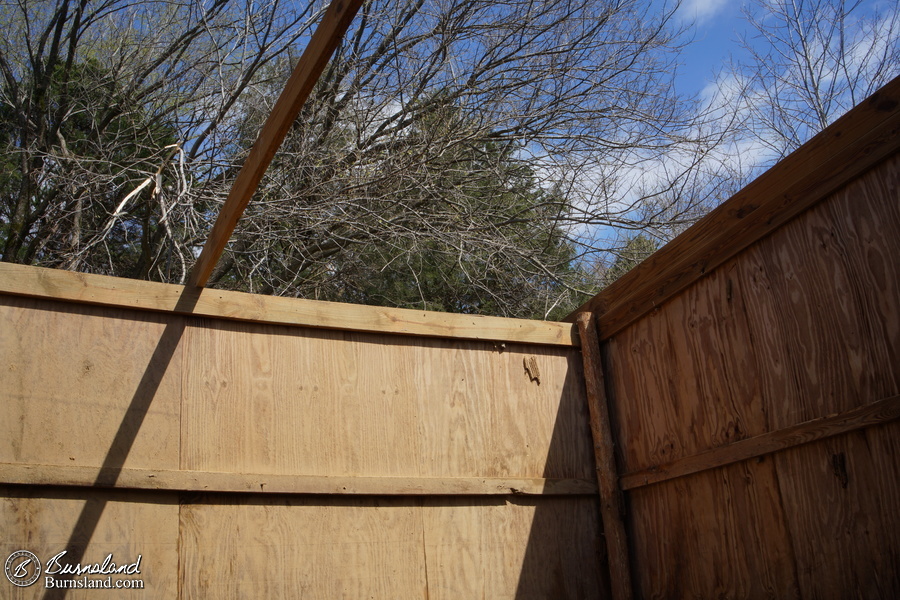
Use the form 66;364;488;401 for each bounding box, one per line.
576;311;633;600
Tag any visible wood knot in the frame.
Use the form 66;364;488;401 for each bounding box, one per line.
831;452;849;489
734;206;753;218
870;95;898;112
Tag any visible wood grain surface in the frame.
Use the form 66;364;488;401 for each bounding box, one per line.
606;153;900;474
625;463;799;599
1;278;601;597
598;137;900;597
772;424;900;597
0;487;179;599
180;319;592;480
0;297;182;471
179;495;606;599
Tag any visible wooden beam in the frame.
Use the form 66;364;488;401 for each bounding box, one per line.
0;262;580;346
0;463;598;496
576;312;634;600
620;393;900;491
567;75;900;338
187;0;364;288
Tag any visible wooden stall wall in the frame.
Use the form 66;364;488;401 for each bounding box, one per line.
599;137;900;596
0;268;607;598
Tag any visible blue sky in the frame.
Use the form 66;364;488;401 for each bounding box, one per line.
675;0;752;96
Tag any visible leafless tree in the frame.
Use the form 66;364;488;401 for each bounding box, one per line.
0;0;318;279
630;0;900;261
735;0;900;160
0;0;732;318
206;0;736;316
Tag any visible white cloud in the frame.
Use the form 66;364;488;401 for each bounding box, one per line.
680;0;729;24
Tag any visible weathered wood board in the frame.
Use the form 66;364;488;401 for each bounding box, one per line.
601;147;900;596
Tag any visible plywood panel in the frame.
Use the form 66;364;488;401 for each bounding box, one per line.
766;155;899;420
607;153;900;475
422;497;606;599
179;496;426;598
738;161;900;430
414;342;592;480
181;320;591;480
0;297;182;471
507;497;608;599
773;423;900;598
0;487;179;598
181;321;424;477
1;277;601;598
626;463;799;599
178;495;606;599
601;148;900;597
606;263;770;474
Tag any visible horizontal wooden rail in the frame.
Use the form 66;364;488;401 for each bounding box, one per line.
0;263;579;346
0;463;597;496
567;76;900;339
620;394;900;490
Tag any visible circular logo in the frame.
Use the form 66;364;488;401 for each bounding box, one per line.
5;550;41;587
